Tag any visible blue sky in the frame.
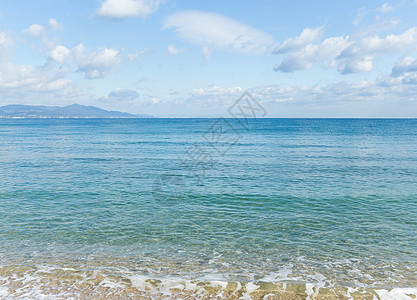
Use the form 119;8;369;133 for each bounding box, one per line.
0;0;417;117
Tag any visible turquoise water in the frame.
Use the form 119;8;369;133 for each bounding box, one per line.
1;118;417;298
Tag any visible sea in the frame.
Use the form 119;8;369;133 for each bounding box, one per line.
0;118;416;299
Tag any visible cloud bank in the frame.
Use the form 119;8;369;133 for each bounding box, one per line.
274;26;417;74
0;29;82;105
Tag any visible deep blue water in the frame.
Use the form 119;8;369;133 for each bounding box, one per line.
0;118;417;297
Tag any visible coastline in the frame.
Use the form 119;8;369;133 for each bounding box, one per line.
1;264;417;299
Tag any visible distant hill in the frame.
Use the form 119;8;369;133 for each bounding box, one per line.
0;104;153;118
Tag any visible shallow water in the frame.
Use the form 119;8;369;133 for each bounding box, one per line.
0;118;416;299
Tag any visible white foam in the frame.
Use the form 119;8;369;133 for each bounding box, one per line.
346;287;358;300
100;277;123;289
1;262;417;300
375;288;417;300
199;271;227;282
129;275;154;293
306;283;320;300
258;264;296;283
305;274;326;300
241;282;259;300
232;281;242;298
130;275;229;298
211;280;228;290
207;280;229;298
0;285;9;298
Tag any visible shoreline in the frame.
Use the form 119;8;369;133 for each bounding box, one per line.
1;264;417;299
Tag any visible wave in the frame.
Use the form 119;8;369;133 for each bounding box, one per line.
1;264;417;299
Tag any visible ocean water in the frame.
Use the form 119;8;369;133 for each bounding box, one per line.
0;118;416;299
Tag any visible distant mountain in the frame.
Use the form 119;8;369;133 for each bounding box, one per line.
0;104;153;118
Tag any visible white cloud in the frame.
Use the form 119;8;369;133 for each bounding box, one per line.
392;56;417;76
183;75;417;117
390;56;417;84
78;48;120;79
23;18;62;37
274;36;350;72
274;26;417;74
192;73;417;105
353;7;368;26
377;3;394;14
127;47;152;61
274;27;324;54
192;86;243;97
0;31;13;59
100;88;140;102
353;3;394;26
186;86;244;108
0;29;83;105
166;44;183;56
48;44;121;79
402;74;417;84
163;10;276;55
48;18;62;32
339;27;417;58
338;56;374;74
49;45;71;64
337;27;417;73
0;61;82;105
23;24;45;37
97;0;163;19
201;46;211;60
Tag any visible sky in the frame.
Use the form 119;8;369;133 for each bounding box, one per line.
0;0;417;117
